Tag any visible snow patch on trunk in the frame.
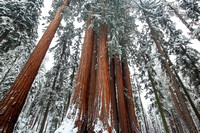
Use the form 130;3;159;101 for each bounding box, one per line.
94;118;109;133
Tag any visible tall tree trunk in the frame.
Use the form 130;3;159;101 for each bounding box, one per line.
44;120;48;133
36;111;43;131
110;58;119;133
0;0;70;132
0;30;10;43
171;110;182;133
148;70;170;133
31;110;41;130
167;3;200;41
114;54;129;133
39;58;61;133
69;13;94;131
159;43;200;124
168;87;189;132
122;59;140;133
173;69;200;122
168;117;176;133
39;98;51;133
0;54;19;87
61;46;79;122
87;34;97;132
145;15;198;133
94;25;112;132
161;41;200;121
137;83;149;133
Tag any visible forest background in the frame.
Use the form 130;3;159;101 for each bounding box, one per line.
0;0;200;132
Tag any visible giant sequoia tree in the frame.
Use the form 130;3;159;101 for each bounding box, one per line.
0;0;200;132
0;0;70;132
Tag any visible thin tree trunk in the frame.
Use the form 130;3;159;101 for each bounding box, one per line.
87;34;97;132
168;117;176;133
0;54;19;87
122;59;140;133
137;85;149;133
169;87;189;132
39;58;61;133
29;109;38;129
0;30;10;43
39;98;51;133
110;58;119;133
171;110;182;133
145;15;197;133
69;13;94;131
148;70;170;133
0;0;70;132
61;56;77;122
94;25;112;132
173;69;200;122
36;111;42;131
114;54;129;133
167;4;200;41
161;43;200;122
30;110;41;130
44;120;48;133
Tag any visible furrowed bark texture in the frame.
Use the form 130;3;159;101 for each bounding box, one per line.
122;59;140;133
69;15;94;130
114;54;129;133
110;58;119;133
0;1;69;132
145;15;197;133
87;34;97;132
169;87;189;131
94;25;112;132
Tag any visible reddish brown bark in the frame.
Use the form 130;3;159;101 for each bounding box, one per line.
94;25;112;132
169;87;189;131
145;15;197;133
114;54;129;133
87;34;97;132
168;117;176;133
0;29;10;43
171;110;182;133
122;59;140;133
69;14;94;131
110;58;119;132
0;1;69;132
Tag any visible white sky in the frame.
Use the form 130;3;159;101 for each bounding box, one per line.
37;0;53;70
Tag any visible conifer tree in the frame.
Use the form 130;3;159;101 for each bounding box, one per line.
0;0;70;132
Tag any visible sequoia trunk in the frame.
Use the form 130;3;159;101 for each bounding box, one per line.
110;58;119;132
114;54;129;133
145;15;197;133
0;0;69;132
87;34;97;132
94;25;112;132
69;13;94;131
122;59;140;133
